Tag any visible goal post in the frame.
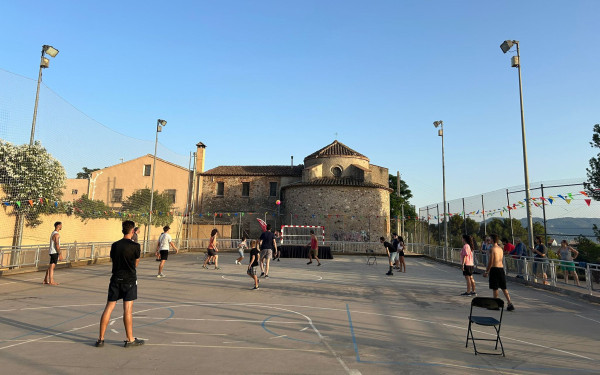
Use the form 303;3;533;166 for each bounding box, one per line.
280;225;325;245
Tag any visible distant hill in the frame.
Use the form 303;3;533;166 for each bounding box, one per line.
518;217;600;239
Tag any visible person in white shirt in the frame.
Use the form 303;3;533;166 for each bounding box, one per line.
43;222;63;285
156;226;178;278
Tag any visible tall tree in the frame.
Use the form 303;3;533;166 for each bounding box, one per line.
585;123;600;200
0;141;66;246
121;188;174;227
76;167;100;179
388;174;415;219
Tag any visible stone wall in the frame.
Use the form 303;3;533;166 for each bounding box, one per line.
303;155;370;180
282;185;390;241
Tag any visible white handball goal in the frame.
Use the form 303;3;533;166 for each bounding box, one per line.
280;225;325;245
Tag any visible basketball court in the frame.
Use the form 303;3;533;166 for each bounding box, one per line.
0;252;598;374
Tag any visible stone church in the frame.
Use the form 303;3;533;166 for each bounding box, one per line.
193;140;392;240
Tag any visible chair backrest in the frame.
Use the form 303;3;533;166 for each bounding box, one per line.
471;297;504;310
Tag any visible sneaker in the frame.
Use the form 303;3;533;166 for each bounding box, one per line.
507;303;515;311
317;263;321;266
252;286;259;290
124;338;145;348
307;262;312;265
214;267;221;270
156;274;164;278
260;272;265;277
235;260;239;265
469;292;477;296
460;292;470;296
202;265;208;269
95;339;104;348
277;258;280;262
386;271;393;276
265;275;269;278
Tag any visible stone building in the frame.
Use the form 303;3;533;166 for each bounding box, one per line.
198;140;392;240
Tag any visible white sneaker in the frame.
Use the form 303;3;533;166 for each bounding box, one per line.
235;260;239;265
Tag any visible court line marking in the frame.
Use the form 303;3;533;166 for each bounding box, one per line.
220;274;323;282
110;329;118;334
0;277;40;286
575;314;600;324
145;343;327;353
164;332;227;336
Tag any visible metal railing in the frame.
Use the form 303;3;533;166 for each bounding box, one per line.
415;243;599;296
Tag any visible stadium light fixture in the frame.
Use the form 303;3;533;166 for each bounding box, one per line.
499;39;534;250
30;44;59;145
146;119;168;252
433;120;448;256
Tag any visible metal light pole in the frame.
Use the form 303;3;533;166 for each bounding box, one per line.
433;120;448;256
145;119;167;253
31;45;59;145
500;40;534;248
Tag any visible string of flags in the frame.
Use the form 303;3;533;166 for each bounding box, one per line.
421;190;596;221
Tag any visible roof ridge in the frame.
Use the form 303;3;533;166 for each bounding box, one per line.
305;140;367;160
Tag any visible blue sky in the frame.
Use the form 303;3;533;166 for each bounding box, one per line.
1;0;598;213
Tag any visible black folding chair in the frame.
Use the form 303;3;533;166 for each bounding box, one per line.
366;249;377;265
466;297;505;356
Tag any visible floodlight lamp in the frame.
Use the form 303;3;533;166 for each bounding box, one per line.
433;121;443;128
158;119;167;126
43;45;59;58
40;57;50;69
500;40;514;54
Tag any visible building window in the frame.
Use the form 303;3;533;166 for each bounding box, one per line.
143;164;151;176
165;189;176;204
242;182;250;197
71;189;78;195
111;188;123;203
216;182;224;196
331;166;343;177
269;182;277;197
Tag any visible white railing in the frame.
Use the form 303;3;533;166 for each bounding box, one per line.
416;244;599;296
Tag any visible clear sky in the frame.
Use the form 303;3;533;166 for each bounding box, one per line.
1;0;598;213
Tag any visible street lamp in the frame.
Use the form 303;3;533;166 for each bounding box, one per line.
30;45;59;145
500;40;534;249
433;120;448;256
145;119;167;252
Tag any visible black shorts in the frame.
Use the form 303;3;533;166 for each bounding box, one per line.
49;253;59;264
488;267;507;290
398;251;405;257
463;265;474;276
159;250;169;260
107;280;138;302
207;248;216;257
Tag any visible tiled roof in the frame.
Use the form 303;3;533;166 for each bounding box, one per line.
305;140;368;160
201;165;304;176
283;178;392;191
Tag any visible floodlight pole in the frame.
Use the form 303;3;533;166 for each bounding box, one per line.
30;45;58;145
434;121;448;257
506;41;535;249
145;119;166;253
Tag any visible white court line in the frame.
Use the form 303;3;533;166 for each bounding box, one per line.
164;332;227;336
145;343;326;353
576;314;600;324
109;320;115;326
137;317;301;324
0;277;40;286
221;274;323;282
300;327;308;331
110;329;119;334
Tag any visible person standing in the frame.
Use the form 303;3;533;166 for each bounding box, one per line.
483;234;515;311
532;236;549;285
273;230;282;262
43;222;63;285
480;236;492;272
203;228;220;270
396;236;406;273
460;234;476;296
156;225;178;278
510;237;527;278
391;233;399;270
380;237;397;276
502;237;515;256
96;220;144;348
247;240;260;289
132;227;140;243
236;235;248;265
306;230;322;267
559;240;580;286
259;224;277;277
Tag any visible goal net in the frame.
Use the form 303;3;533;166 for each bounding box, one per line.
280;225;325;245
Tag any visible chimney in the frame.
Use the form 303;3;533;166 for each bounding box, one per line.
195;142;206;174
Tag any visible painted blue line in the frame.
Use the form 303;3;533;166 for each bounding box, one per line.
345;303;360;362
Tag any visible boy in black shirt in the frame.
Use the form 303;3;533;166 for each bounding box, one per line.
380;237;397;276
247;240;260;289
96;220;144;348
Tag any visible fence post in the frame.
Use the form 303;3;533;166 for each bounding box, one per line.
549;260;557;287
74;241;78;261
523;258;529;281
91;243;96;260
585;264;592;295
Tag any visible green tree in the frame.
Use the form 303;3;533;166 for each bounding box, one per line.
73;194;113;220
388;174;415;219
0;141;66;246
76;167;100;179
121;188;174;227
585;124;600;200
575;236;600;264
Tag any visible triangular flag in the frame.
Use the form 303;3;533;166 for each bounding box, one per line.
558;194;566;201
548;198;554;204
28;200;33;207
585;199;591;206
568;193;574;199
565;199;571;204
39;198;44;204
580;191;588;197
